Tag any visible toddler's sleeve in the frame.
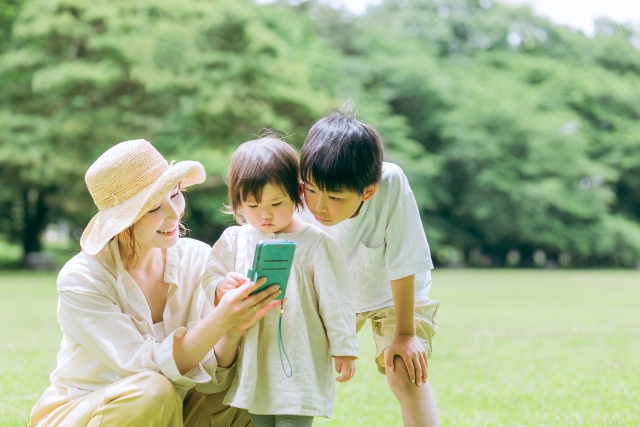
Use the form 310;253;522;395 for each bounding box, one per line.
201;227;237;304
312;236;359;358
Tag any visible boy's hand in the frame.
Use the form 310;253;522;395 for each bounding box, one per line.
215;272;247;306
334;356;356;382
384;335;428;386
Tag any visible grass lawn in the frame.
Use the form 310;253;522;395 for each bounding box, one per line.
1;270;639;426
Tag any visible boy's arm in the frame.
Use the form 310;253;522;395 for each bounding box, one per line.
385;274;429;386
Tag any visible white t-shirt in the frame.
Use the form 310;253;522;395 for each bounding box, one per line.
299;162;434;312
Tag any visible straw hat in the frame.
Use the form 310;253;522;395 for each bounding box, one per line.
80;139;205;255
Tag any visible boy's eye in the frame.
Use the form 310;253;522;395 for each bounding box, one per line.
329;196;341;201
247;204;258;208
272;202;282;207
305;188;315;193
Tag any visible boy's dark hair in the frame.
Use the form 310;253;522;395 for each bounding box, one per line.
227;136;303;224
300;109;383;194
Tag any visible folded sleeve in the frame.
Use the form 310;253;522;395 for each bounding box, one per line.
201;226;238;304
58;286;216;396
194;349;236;394
312;236;359;358
194;294;237;393
384;171;434;281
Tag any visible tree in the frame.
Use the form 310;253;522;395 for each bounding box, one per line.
0;0;334;260
299;0;640;266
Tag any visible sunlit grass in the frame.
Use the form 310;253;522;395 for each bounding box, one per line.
0;272;60;427
322;270;640;427
1;270;639;426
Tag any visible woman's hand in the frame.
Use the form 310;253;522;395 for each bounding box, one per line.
214;277;282;331
174;278;282;375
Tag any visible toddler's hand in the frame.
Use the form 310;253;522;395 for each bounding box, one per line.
334;356;356;382
215;272;247;306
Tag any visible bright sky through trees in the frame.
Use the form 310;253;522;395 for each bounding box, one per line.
338;0;640;35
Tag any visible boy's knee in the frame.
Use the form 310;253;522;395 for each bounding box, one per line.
385;357;420;394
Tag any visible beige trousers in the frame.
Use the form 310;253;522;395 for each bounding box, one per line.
356;299;439;374
29;371;251;427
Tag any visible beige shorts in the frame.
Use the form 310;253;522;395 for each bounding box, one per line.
356;299;439;374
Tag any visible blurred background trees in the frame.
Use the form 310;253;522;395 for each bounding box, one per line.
1;0;640;268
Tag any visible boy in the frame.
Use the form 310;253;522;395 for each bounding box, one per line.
298;110;440;427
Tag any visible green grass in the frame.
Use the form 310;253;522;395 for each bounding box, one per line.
0;272;61;426
2;270;639;426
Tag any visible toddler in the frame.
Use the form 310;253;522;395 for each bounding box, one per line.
202;137;358;427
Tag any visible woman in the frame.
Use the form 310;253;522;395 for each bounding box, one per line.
29;139;282;427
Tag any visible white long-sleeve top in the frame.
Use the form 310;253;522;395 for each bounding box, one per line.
47;237;233;401
202;223;359;418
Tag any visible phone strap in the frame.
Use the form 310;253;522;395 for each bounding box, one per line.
278;307;293;378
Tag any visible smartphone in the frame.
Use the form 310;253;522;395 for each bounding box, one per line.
248;240;296;300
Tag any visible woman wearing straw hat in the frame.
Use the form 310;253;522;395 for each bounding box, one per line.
28;139;281;427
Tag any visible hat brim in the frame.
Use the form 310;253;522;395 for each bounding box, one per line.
80;160;206;255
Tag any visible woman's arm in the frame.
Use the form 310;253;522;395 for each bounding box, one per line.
173;278;282;375
213;329;244;368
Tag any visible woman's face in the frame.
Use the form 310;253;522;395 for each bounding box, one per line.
133;185;185;250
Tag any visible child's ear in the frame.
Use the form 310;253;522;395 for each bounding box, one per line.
298;182;305;197
362;184;378;201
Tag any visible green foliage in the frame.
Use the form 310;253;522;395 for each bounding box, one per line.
2;0;640;267
295;0;640;267
0;0;332;250
0;239;22;268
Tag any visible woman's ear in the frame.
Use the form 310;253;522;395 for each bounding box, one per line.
362;183;379;201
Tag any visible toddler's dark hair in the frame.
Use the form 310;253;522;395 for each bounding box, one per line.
300;108;383;195
227;136;303;224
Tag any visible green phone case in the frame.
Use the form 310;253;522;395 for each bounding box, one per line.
248;240;296;300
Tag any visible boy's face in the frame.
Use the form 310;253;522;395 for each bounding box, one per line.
303;179;378;226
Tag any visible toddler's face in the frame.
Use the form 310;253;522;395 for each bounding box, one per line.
241;183;296;234
303;179;377;226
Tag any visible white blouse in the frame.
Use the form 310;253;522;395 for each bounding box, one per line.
202;223;359;418
47;237;232;401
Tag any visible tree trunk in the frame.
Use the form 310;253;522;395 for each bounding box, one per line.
21;187;49;257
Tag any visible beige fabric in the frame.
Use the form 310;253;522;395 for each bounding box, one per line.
29;371;251;427
81;139;205;255
42;237;232;403
356;299;439;374
202;224;359;418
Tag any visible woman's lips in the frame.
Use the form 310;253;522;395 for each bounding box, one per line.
157;225;178;236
